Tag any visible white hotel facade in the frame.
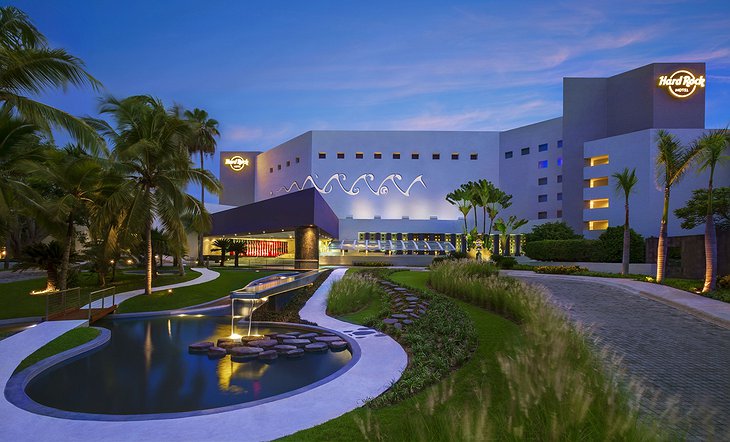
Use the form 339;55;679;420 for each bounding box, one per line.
207;62;727;265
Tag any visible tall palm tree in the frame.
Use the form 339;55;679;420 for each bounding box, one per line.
691;129;729;292
494;215;527;255
90;95;221;295
183;108;220;265
654;130;701;283
446;188;471;233
212;238;233;266
229;240;246;267
612;167;638;275
0;6;102;149
462;182;480;232
485;184;512;244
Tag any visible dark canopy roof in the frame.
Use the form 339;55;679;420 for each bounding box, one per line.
209;188;339;238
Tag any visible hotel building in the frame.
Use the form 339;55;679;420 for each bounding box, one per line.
202;62;727;268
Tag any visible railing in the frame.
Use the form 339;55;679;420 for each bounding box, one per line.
88;286;116;320
34;285;116;322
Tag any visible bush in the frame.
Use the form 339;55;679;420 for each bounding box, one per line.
491;255;517;269
351;261;392;267
524;221;581;242
717;275;730;289
327;273;386;316
596;226;645;263
534;265;588;274
523;239;598;262
430;258;499;278
431;251;469;266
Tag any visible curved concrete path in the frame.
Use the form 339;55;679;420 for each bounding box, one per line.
0;268;408;441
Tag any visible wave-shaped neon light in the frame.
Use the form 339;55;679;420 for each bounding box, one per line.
275;173;426;197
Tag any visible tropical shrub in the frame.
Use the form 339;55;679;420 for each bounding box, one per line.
327;273;386;316
491;254;517;269
596;226;645;263
534;265;588;274
523;239;598;262
524;221;581;242
717;275;730;289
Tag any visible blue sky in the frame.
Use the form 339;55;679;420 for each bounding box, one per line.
12;0;730;201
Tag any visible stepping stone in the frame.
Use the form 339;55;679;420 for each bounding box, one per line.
248;339;278;348
410;313;420;319
207;346;227;359
258;349;278;360
275;334;296;340
305;342;329;352
189;341;214;353
406;296;419;302
418;309;427;315
403;308;414;313
403;319;414;325
286;349;305;358
298;333;318;339
286;331;302;337
273;344;297;354
394;287;407;291
217;338;239;347
353;330;374;335
230;346;264;361
314;336;343;342
320;332;337;337
329;340;348;351
383;318;399;325
392;314;408;319
393;323;403;330
283;338;312;347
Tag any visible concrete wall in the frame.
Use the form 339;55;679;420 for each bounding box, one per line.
646;231;729;279
321;254;435;267
219;151;260;206
255;132;313;202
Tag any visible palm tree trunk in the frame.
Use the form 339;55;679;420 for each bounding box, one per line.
656;188;670;283
482;207;487;235
4;236;10;270
622;200;630;275
59;214;74;290
703;172;716;292
220;248;225;266
178;253;185;276
145;217;153;295
472;206;477;232
198;151;205;266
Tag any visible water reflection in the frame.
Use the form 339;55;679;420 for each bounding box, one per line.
25;316;351;415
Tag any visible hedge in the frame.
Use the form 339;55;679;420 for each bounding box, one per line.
522;239;599;262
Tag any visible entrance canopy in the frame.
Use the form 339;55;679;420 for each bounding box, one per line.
209;188;339;238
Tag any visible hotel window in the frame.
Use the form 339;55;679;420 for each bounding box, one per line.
557;140;563;148
557;210;563;218
337;152;345;159
318;152;326;159
538;211;548;219
587;155;609;166
587;198;609;209
538;194;548;203
393;152;401;159
470;153;478;160
277;164;281;170
521;147;530;155
412;153;420;159
269;167;273;173
286;160;290;167
451;153;459;160
557;174;563;183
589;177;609;188
557;192;563;201
557;157;563;167
505;151;513;159
295;157;300;163
432;153;440;160
588;220;609;231
374;152;382;159
538;160;548;169
355;152;364;159
538;177;547;185
539;143;548;152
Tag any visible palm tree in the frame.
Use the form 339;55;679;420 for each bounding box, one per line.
446;188;471;233
229;240;246;267
654;130;701;283
90;95;221;295
485;184;512;244
691;129;729;292
0;6;102;149
612;167;638;275
13;240;67;292
494;215;528;255
212;238;233;266
183;108;220;265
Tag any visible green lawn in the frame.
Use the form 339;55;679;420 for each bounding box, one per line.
116;269;278;313
283;271;521;441
337;296;386;325
14;327;100;373
0;268;200;320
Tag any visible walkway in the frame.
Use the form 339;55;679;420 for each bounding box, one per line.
0;268;408;441
508;271;730;440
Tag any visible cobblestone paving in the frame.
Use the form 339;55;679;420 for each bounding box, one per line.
518;276;730;441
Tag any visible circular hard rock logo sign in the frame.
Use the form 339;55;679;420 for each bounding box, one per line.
657;70;706;98
225;155;250;171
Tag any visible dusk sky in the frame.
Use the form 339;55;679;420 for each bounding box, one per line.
13;0;730;202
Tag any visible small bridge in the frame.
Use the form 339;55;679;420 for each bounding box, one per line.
33;287;117;324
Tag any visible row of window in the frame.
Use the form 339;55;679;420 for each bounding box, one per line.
538;175;562;185
318;151;479;160
269;157;301;173
504;140;563;159
537;210;563;220
536;157;563;169
537;193;563;202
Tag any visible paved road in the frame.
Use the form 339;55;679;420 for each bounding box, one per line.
515;275;730;441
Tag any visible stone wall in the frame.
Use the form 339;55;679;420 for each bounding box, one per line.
645;230;729;279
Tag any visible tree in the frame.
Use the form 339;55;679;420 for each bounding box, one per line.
182;108;219;265
612;167;638;275
690;130;729;292
0;6;102;149
596;226;644;264
212;238;233;266
524;221;580;243
90;95;221;295
13;240;67;292
229;240;246;267
484;183;512;247
674;187;730;231
446;187;471;234
494;215;528;255
654;130;701;283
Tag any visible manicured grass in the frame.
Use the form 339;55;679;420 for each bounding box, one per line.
337;296;386;325
0;268;200;320
14;327;100;374
283;271;520;441
327;273;385;316
116;269;278;313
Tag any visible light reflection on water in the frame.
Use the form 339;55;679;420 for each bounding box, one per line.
25;316;352;415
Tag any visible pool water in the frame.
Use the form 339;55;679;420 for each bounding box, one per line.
25;316;352;415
